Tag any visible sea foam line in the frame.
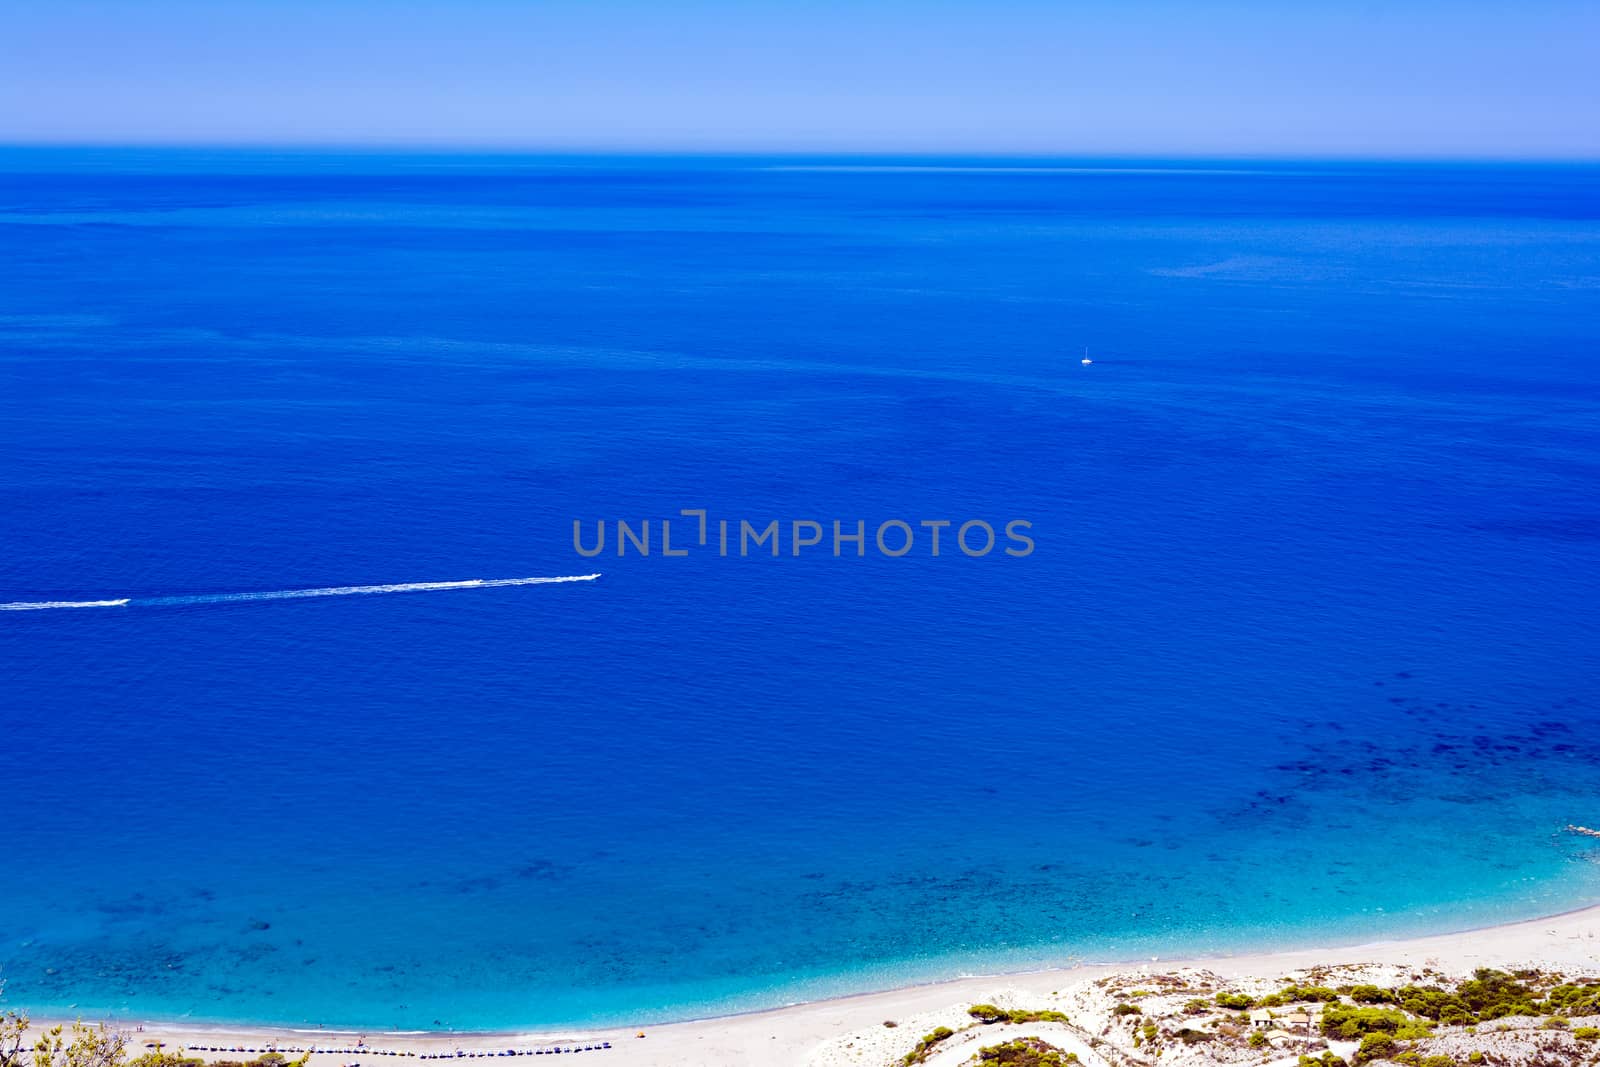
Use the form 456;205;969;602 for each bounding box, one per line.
0;574;600;611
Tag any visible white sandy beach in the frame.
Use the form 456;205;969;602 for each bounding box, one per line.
26;904;1600;1067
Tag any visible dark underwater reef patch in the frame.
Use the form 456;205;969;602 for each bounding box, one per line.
1469;517;1600;542
1216;677;1599;835
407;856;575;894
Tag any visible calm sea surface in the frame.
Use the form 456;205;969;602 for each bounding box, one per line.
2;152;1599;1029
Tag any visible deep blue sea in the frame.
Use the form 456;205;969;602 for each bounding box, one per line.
2;151;1599;1031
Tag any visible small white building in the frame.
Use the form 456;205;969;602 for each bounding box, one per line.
1249;1009;1274;1029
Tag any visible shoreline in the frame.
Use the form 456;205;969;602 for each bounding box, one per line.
21;901;1600;1065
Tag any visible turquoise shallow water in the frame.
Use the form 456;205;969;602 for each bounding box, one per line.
1;152;1599;1029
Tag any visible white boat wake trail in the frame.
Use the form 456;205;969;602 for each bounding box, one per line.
0;574;601;611
0;599;132;611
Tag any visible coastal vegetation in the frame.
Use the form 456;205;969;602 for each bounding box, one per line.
902;1025;956;1064
1262;986;1342;1006
1321;971;1600;1029
10;963;1600;1067
1065;965;1600;1067
1299;1051;1349;1067
975;1038;1079;1065
0;1016;307;1067
31;1022;126;1067
970;1005;1072;1025
1321;1005;1433;1039
2;1013;26;1067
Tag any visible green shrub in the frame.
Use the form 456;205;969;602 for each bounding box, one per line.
1301;1056;1348;1067
1572;1027;1599;1041
1323;1006;1411;1039
1544;984;1600;1018
1396;987;1474;1024
1352;986;1399;1005
970;1005;1070;1025
129;1057;205;1067
1262;985;1341;1008
1113;1002;1142;1016
1456;970;1537;1020
903;1026;955;1064
977;1038;1075;1066
1249;1033;1268;1049
1354;1033;1400;1064
1216;992;1256;1010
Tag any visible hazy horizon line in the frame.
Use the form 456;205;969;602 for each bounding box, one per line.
3;140;1599;167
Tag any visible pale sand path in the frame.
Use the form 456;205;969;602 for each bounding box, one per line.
25;904;1600;1067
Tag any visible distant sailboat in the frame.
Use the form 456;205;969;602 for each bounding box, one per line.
1081;346;1093;366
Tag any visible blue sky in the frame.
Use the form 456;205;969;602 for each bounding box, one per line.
2;0;1596;157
